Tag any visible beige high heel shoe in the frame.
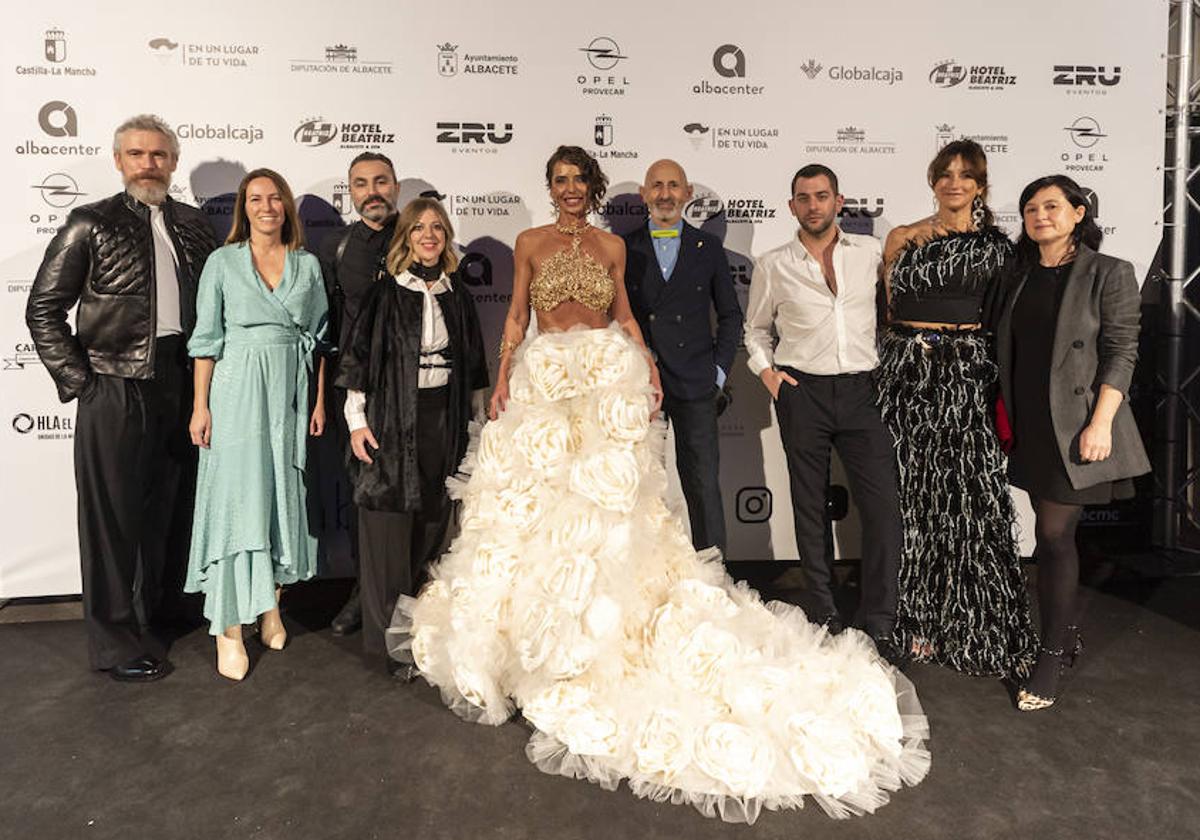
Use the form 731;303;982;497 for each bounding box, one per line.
259;586;287;651
216;624;249;681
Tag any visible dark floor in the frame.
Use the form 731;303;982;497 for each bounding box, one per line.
2;568;1198;840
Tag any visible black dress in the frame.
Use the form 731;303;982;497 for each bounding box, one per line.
876;228;1037;679
1008;263;1134;505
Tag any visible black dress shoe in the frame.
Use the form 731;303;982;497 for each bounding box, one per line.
110;656;172;683
331;584;362;636
817;614;844;636
387;659;419;683
870;635;909;671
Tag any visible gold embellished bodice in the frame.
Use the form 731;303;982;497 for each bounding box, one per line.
529;237;615;313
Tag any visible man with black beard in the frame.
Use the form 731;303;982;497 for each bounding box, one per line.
317;152;400;639
743;164;903;665
27;114;217;680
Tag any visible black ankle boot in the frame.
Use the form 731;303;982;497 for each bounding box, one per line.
331;583;363;636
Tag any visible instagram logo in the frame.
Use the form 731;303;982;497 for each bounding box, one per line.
736;487;773;523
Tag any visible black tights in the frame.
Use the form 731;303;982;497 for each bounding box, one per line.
1032;498;1083;651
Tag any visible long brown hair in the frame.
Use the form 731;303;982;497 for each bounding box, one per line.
225;168;304;249
386;197;459;276
927;139;994;227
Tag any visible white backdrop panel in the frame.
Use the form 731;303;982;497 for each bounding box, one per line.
0;0;1167;596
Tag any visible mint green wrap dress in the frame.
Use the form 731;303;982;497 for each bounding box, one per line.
185;243;328;634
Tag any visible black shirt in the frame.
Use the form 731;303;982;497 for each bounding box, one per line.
316;215;398;350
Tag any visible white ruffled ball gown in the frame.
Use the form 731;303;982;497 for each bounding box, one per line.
389;324;930;823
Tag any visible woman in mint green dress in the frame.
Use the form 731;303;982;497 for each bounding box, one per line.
186;168;328;681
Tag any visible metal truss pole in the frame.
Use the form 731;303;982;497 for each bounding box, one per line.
1158;0;1200;552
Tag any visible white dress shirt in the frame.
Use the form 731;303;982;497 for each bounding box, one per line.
344;269;453;433
744;229;882;377
148;204;182;337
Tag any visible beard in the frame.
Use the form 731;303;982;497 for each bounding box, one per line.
650;202;681;225
799;214;835;237
126;173;170;206
356;194;395;223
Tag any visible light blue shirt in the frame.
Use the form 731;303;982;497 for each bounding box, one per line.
647;218;725;389
649;218;683;280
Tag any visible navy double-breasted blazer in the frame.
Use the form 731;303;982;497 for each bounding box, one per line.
623;224;742;401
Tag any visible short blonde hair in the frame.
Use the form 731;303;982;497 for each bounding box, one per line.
386;198;459;276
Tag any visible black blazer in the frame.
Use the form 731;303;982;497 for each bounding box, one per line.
623;224;742;401
993;244;1150;490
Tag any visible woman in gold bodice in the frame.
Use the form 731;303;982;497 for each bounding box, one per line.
390;146;929;824
490;145;661;418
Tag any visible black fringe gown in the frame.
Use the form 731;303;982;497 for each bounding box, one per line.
877;228;1037;679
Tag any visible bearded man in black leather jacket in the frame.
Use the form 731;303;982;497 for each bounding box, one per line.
26;114;217;681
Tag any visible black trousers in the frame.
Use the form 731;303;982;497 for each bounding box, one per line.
329;386;360;570
359;387;453;658
74;336;195;670
663;390;727;553
773;368;901;637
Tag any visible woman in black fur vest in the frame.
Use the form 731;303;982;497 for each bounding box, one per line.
335;197;489;674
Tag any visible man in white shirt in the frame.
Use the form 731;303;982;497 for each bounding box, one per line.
744;164;902;662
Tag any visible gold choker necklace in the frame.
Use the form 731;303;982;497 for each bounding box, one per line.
555;220;591;237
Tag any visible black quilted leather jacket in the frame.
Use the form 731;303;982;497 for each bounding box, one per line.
26;192;218;402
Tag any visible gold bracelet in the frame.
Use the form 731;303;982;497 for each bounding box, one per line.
498;338;519;359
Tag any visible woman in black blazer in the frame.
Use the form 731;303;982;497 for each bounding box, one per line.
994;174;1151;710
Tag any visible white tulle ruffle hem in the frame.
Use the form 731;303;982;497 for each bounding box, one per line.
387;324;930;823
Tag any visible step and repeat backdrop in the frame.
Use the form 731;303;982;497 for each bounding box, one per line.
0;0;1168;596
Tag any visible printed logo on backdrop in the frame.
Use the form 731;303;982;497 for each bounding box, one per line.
1053;65;1121;95
445;193;521;220
6;279;33;296
435;122;513;155
31;172;85;208
1080;187;1116;235
167;183;196;207
804;125;896;156
290;44;392;75
728;256;753;288
681;122;778;153
27;172;85;238
929;59;1016;91
11;412;72;441
934;124;1010;155
577;36;630;96
736;487;773;524
15;27;97;77
799;58;902;85
177;121;264;145
38;101;76;137
436;42;519;77
684;192;775;226
17;101;102;158
683;123;710;151
147;35;261;69
838;198;886;235
3;342;42;371
332;182;353;216
589;115;638;160
993;208;1021;236
693;44;764;96
1062;116;1108;173
294;117;395;150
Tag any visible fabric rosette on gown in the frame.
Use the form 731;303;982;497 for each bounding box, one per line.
389;324;930;823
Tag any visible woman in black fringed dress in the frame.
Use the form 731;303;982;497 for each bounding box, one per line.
878;140;1037;679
